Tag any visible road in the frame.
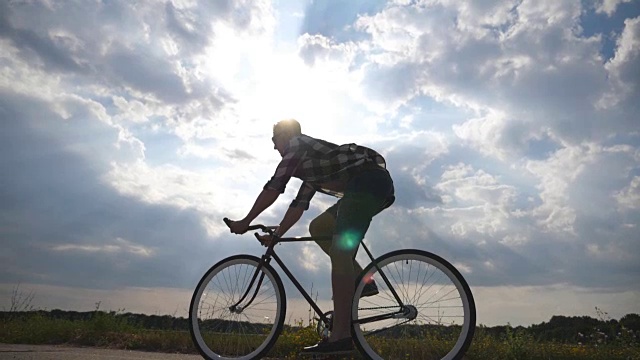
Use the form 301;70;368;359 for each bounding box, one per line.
0;344;203;360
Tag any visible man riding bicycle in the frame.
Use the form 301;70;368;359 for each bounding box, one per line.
227;119;394;354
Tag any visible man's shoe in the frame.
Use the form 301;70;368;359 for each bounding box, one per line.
300;337;354;355
361;280;379;297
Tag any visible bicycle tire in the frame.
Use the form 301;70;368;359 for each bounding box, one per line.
189;255;286;360
352;249;475;360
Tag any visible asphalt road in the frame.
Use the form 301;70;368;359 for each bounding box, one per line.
0;344;203;360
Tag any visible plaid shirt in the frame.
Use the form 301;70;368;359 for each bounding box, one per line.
264;134;388;209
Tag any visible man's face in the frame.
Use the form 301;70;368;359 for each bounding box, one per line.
272;132;288;156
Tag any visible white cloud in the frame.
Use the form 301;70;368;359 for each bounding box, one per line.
500;234;528;247
601;17;640;110
596;0;632;16
525;145;595;233
432;163;519;237
452;111;534;160
104;159;258;217
615;176;640;210
300;245;323;272
352;0;631;150
112;96;153;124
51;237;155;257
298;33;360;66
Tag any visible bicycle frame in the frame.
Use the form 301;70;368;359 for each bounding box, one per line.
230;232;408;328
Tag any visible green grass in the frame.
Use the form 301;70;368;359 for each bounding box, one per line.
1;312;639;359
468;326;640;360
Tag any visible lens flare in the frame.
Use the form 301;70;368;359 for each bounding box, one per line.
336;230;360;251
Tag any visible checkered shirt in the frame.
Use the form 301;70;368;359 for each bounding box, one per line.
264;134;388;209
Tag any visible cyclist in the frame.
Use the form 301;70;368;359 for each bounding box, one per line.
227;119;394;354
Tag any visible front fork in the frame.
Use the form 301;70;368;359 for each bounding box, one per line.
229;255;271;314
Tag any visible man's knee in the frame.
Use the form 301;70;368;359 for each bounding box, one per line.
309;212;335;237
309;217;321;237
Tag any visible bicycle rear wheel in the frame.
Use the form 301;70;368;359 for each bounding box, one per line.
189;255;286;360
352;250;475;360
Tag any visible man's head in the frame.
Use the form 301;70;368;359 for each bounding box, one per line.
272;119;301;156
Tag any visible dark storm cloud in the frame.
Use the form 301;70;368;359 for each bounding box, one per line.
0;0;275;295
0;90;238;290
0;2;87;74
0;1;251;105
106;47;190;103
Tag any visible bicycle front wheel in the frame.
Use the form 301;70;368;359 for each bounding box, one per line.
189;255;286;360
352;250;475;360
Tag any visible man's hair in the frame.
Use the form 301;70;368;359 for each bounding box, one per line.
273;119;302;137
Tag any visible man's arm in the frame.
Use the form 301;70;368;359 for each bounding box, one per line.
275;181;315;236
229;188;280;234
231;140;305;235
254;204;304;246
243;188;280;223
274;206;305;237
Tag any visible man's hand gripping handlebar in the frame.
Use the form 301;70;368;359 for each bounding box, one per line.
223;218;280;247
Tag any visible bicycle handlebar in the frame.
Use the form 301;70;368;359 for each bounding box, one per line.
223;217;279;239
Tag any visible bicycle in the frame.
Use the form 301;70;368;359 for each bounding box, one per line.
189;218;476;360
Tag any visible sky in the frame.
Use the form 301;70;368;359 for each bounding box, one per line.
1;0;639;327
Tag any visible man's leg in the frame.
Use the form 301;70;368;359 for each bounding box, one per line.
328;170;394;342
309;203;364;275
300;169;394;351
328;232;360;341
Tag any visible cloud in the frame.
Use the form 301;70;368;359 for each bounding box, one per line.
0;0;247;121
0;2;91;75
452;111;538;160
298;33;360;67
353;1;636;148
596;0;633;16
301;1;640;295
0;90;238;289
300;0;386;41
51;237;155;258
601;17;640;115
615;176;640;210
106;47;191;103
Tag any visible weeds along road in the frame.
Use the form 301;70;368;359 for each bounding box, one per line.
0;344;286;360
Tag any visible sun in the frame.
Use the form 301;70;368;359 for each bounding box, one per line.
200;22;359;141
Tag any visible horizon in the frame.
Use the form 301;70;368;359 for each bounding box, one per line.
4;293;638;328
1;0;639;328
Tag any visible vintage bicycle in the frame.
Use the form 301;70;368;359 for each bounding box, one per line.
189;218;476;360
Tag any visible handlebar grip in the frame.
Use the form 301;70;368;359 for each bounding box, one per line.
222;218;275;235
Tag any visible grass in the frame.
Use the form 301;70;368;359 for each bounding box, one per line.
468;326;640;360
2;286;638;359
1;312;639;359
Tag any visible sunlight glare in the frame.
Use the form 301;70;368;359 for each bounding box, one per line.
201;23;358;142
